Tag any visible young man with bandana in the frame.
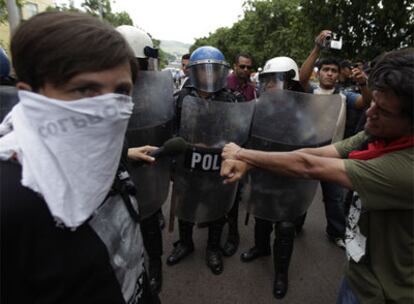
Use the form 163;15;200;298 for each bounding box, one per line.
221;48;414;304
0;12;158;304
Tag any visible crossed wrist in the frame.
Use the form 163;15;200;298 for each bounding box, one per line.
235;147;243;160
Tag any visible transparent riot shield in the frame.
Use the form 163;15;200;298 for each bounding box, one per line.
126;71;174;219
174;96;255;223
0;86;18;121
243;90;345;222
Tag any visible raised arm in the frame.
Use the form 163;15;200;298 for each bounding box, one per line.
299;30;332;91
352;67;372;110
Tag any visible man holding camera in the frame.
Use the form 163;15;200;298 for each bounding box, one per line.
298;30;372;249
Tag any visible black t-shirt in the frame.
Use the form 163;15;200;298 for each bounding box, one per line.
0;160;153;304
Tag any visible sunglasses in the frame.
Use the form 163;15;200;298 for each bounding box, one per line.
238;64;252;70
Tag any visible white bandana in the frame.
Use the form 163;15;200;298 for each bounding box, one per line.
0;90;133;228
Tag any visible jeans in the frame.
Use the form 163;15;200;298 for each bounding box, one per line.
321;181;346;239
337;277;360;304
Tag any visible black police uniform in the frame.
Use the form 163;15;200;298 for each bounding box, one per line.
166;85;245;275
241;80;306;299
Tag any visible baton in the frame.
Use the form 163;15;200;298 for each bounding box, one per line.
244;212;250;226
168;183;177;232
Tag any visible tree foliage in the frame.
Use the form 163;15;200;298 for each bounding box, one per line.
0;0;24;24
47;0;133;27
81;0;132;26
191;0;413;68
152;38;174;69
300;0;414;60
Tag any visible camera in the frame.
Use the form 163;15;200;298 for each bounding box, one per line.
322;33;342;50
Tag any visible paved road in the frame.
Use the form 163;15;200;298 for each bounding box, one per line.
158;187;346;304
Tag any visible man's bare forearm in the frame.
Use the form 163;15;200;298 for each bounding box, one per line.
236;148;352;189
237;149;319;178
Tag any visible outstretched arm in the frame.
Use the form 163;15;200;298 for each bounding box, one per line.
221;143;352;189
128;145;158;163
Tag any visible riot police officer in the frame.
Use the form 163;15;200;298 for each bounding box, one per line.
240;57;306;299
166;46;247;275
117;25;169;298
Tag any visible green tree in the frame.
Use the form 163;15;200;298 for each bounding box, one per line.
191;0;312;68
46;0;81;13
81;0;132;26
191;0;413;67
0;0;24;24
152;37;175;69
47;0;132;26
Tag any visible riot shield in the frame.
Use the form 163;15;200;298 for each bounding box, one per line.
174;96;255;223
243;90;345;222
126;71;174;219
0;86;18;121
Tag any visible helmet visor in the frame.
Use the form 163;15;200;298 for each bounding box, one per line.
189;63;229;93
259;72;290;92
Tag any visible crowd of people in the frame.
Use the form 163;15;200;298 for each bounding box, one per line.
0;11;412;304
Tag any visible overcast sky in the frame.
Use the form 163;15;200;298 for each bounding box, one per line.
55;0;246;44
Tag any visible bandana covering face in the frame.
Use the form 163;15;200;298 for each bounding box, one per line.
0;90;133;228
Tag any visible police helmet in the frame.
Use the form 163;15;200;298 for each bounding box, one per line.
188;46;230;93
259;56;299;92
0;48;11;78
116;25;158;59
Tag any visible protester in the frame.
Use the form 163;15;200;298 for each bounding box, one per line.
0;12;158;303
221;48;414;304
227;54;256;101
179;53;191;89
299;30;372;248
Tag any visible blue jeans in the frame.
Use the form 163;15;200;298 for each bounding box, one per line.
337;277;360;304
321;181;346;238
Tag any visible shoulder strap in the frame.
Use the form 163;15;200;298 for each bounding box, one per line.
110;163;140;223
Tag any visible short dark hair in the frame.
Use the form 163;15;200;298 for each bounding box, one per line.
369;48;414;121
182;53;190;60
316;58;340;71
340;60;352;69
11;12;137;90
234;54;252;65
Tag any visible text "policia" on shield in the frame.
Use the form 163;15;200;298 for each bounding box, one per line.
184;146;222;172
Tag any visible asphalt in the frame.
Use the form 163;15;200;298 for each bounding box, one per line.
158;186;346;304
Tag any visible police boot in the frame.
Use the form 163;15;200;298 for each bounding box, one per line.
141;213;163;294
241;217;272;262
273;221;295;299
222;201;240;257
206;219;225;275
166;220;194;266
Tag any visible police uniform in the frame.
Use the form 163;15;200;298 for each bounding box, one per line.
167;85;245;275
